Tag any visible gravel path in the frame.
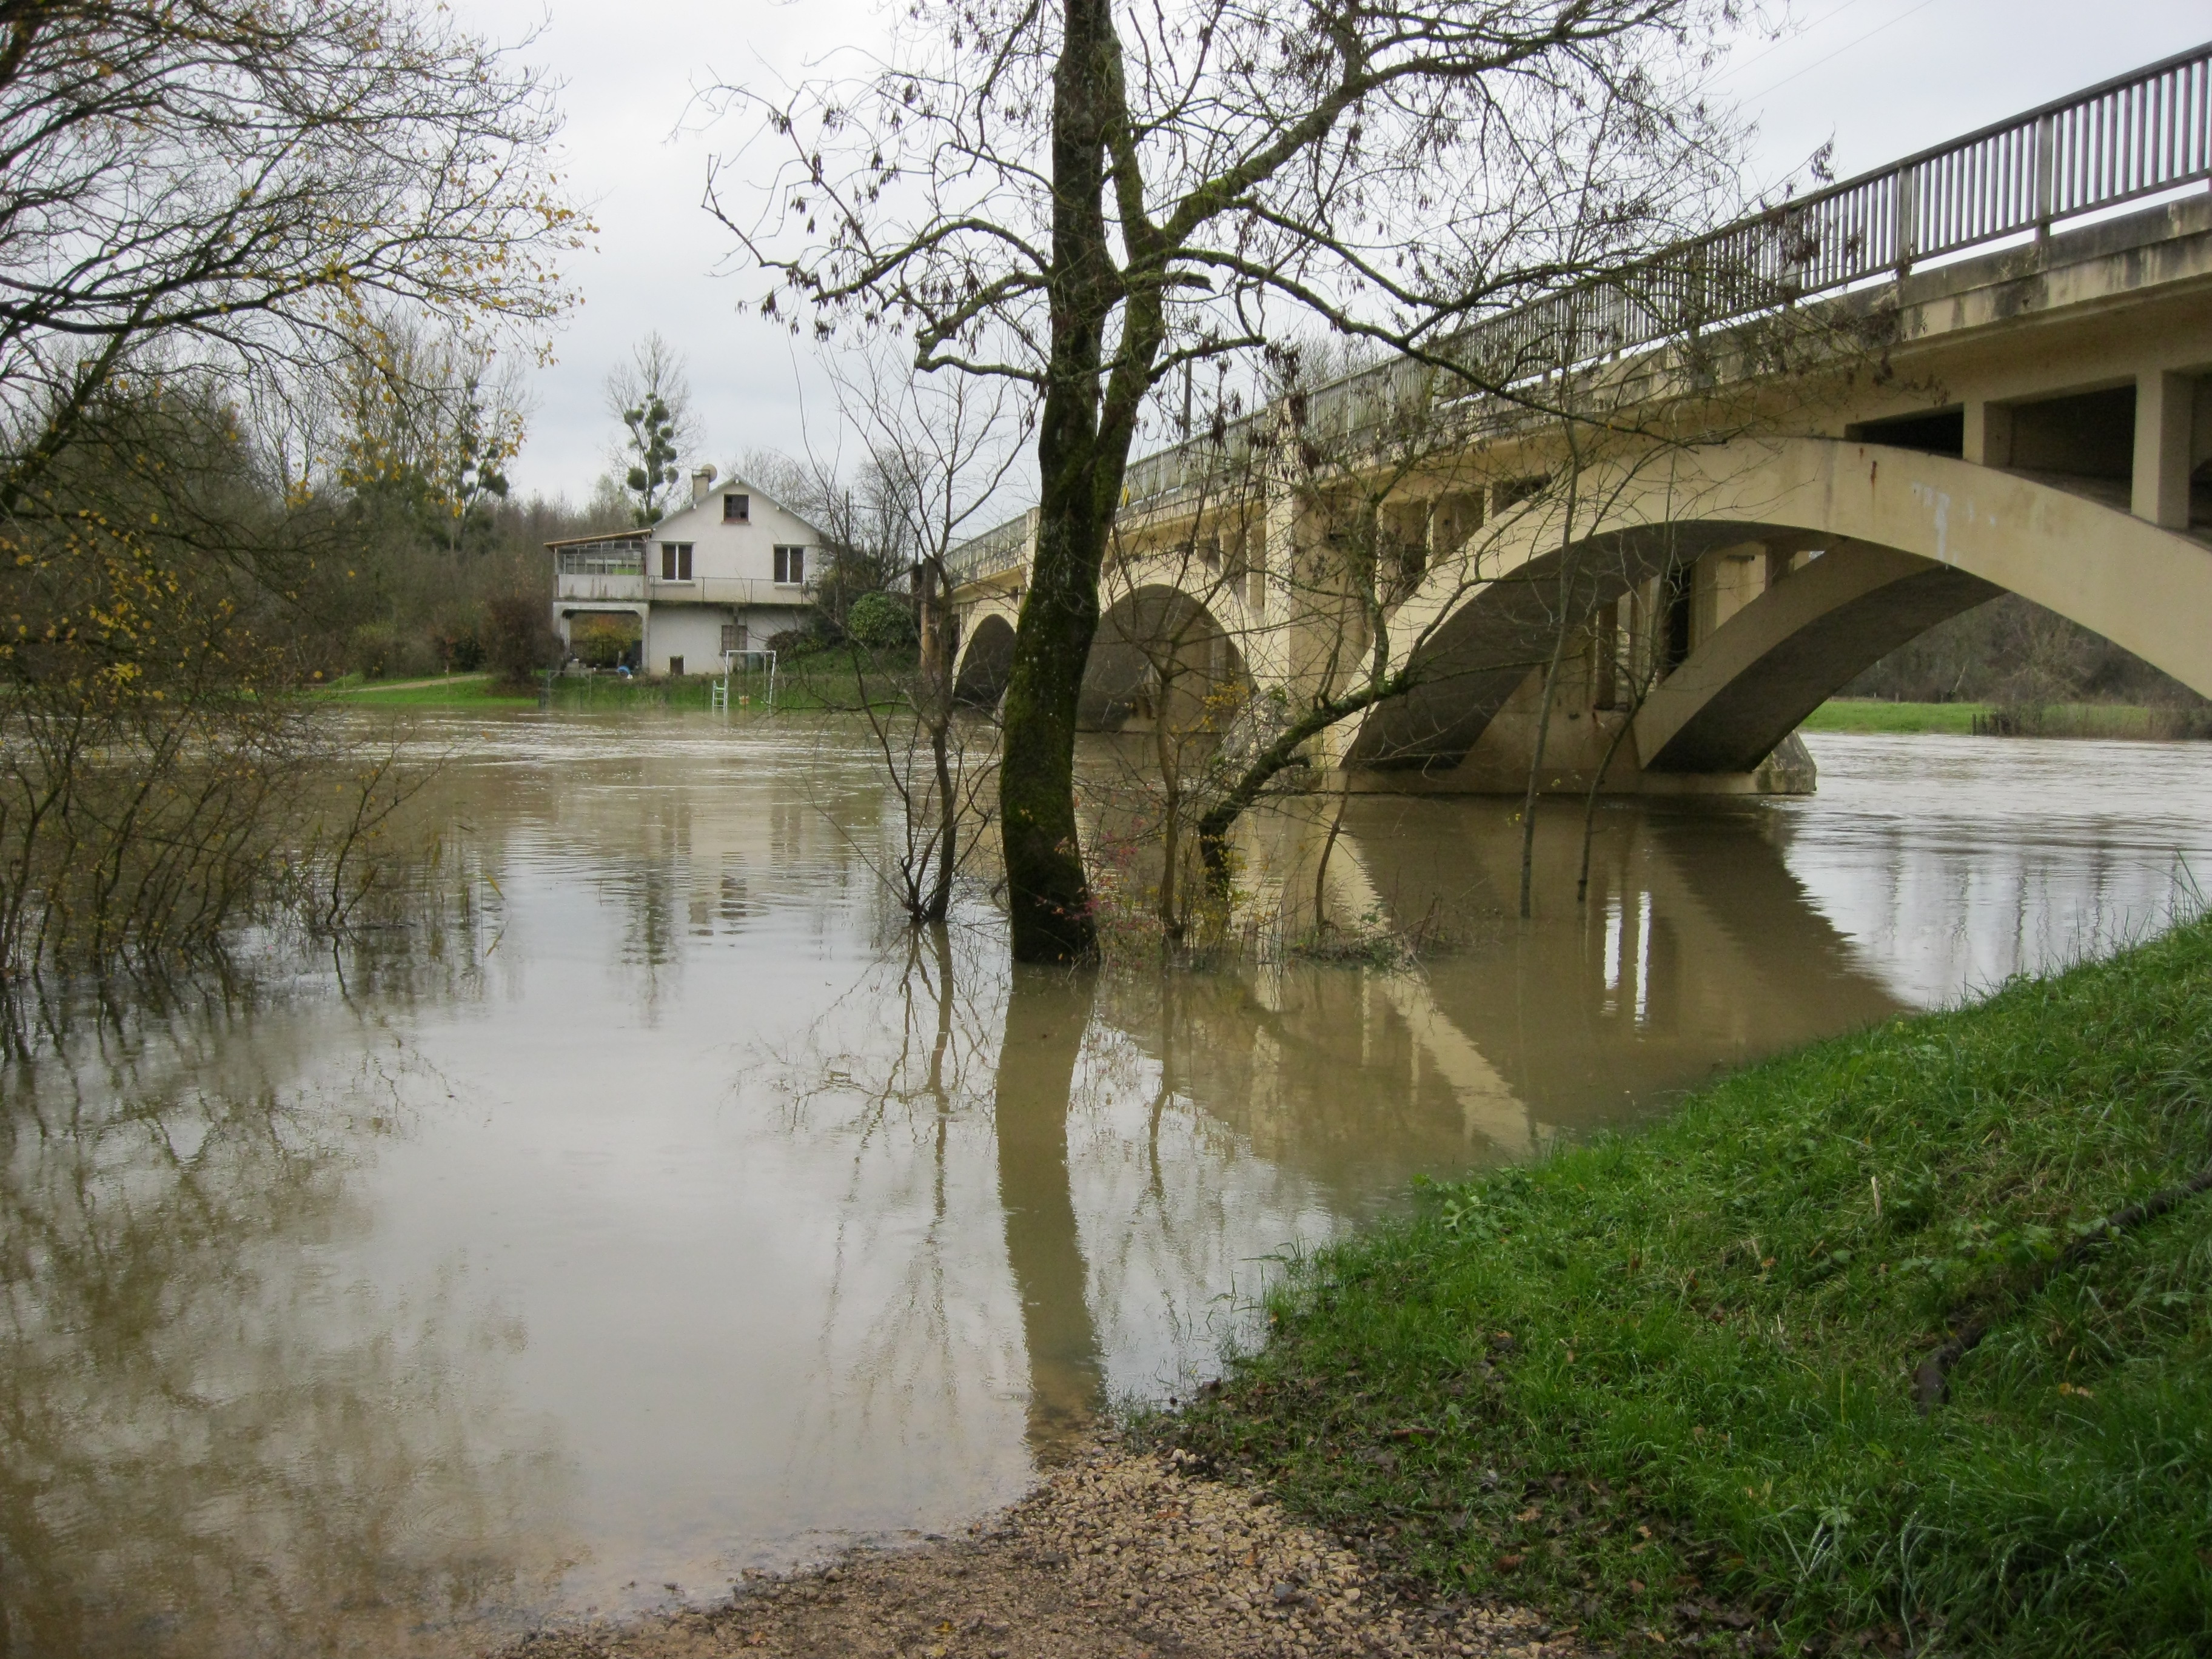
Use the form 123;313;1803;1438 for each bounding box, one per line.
491;1444;1597;1659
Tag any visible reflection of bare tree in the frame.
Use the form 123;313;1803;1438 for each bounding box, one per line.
0;997;572;1658
754;932;1111;1469
991;969;1104;1459
753;923;1025;1504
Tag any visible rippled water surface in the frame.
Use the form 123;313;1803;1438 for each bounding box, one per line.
6;718;2210;1655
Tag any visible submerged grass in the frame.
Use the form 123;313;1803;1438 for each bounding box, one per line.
1168;918;2212;1657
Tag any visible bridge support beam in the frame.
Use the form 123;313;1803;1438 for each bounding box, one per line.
1635;544;1998;774
2134;370;2196;530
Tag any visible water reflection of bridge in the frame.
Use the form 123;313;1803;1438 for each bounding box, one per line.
1086;798;1900;1187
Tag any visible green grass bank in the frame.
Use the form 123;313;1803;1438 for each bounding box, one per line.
313;672;536;708
1170;919;2212;1657
1800;700;1986;734
306;651;914;713
1803;699;2212;739
544;651;911;714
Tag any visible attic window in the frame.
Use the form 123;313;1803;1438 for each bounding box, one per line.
723;493;749;523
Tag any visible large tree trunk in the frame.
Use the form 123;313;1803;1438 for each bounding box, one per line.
999;0;1122;964
999;491;1113;960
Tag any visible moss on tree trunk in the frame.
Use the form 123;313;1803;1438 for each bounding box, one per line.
999;504;1110;961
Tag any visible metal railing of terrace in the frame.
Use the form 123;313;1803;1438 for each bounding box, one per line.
950;40;2212;581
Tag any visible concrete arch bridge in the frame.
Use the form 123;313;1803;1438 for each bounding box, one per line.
947;45;2212;796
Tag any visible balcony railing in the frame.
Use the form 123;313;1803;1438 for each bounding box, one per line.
649;575;816;606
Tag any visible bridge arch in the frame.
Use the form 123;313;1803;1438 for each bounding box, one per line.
952;610;1017;706
1079;582;1250;732
1350;437;2212;776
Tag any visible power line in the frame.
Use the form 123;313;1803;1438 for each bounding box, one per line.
1739;0;1946;105
1704;0;1886;91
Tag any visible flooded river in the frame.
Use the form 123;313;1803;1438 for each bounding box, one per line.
5;720;2210;1655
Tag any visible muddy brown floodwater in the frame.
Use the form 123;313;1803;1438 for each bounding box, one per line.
4;718;2209;1656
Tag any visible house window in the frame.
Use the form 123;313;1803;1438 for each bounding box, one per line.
773;545;805;585
721;622;745;655
724;493;749;522
668;655;684;677
660;542;693;580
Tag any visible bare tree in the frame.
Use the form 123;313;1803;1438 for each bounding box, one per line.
0;0;580;976
0;0;577;511
334;311;532;555
716;0;1748;962
606;332;703;526
831;358;1033;923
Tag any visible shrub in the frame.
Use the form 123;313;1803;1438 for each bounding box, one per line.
350;620;398;679
846;589;917;650
480;593;561;689
435;621;485;672
765;626;827;659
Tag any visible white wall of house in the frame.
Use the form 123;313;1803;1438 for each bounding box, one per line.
645;606;729;679
638;471;822;677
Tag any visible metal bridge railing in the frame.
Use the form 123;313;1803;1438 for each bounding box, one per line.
953;40;2212;575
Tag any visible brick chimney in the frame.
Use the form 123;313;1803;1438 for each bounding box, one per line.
691;464;718;508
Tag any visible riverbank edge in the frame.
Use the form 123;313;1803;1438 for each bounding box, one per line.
486;1435;1590;1659
1157;916;2212;1659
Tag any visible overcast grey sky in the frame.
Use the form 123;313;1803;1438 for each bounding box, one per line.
464;0;2211;502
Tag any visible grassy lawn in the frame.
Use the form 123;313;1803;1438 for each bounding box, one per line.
1800;699;1986;734
1169;919;2212;1657
314;672;537;708
1803;700;2208;739
303;651;919;714
546;650;915;714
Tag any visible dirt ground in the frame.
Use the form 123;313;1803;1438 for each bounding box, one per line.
489;1443;1598;1659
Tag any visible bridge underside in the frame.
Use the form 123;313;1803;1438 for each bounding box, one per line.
1078;586;1247;732
1326;437;2212;796
1635;548;1999;774
953;611;1016;706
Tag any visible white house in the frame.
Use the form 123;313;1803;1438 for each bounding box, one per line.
548;468;823;678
